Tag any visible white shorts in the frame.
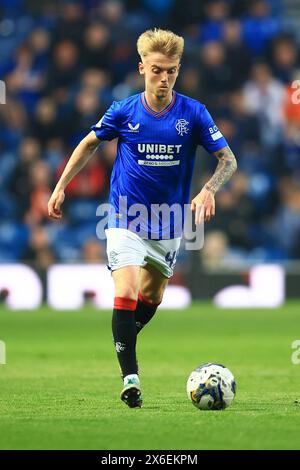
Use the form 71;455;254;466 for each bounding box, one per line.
105;228;181;278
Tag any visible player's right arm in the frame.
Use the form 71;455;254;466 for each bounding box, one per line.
48;100;120;219
48;131;101;219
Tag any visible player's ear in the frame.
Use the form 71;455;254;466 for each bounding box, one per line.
138;62;145;75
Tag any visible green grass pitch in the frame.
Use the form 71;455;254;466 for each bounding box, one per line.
0;302;300;450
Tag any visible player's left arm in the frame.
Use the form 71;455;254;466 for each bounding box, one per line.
191;145;237;223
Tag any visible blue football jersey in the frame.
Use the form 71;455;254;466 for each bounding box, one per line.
91;91;228;239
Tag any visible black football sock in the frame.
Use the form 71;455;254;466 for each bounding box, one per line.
112;297;138;378
135;292;160;334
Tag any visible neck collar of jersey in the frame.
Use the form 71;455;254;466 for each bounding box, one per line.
141;91;176;118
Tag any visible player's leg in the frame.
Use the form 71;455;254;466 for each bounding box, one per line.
111;265;142;407
134;237;181;333
106;228;147;407
112;265;140;376
135;263;169;334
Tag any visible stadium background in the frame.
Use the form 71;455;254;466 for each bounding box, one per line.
1;0;300;303
1;0;300;452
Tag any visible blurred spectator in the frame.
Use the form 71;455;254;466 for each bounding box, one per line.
29;97;63;145
214;115;239;156
177;66;201;100
97;0;125;31
46;39;81;101
70;88;102;143
201;230;228;269
243;62;285;146
222;19;252;88
80;68;110;92
242;0;281;56
92;2;138;82
228;90;260;141
27;27;50;72
270;34;299;84
222;89;261;167
269;179;300;257
44;138;66;173
208;176;256;250
112;70;144;101
26;160;53;225
200;41;233;109
200;0;230;43
81;238;106;263
52;1;86;45
5;44;45;111
22;225;56;270
9;137;42;218
0;98;27;151
82;23;112;71
200;230;245;269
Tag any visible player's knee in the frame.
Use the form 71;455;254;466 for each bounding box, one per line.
115;285;138;300
140;288;164;305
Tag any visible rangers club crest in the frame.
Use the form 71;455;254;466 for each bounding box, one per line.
175;119;189;136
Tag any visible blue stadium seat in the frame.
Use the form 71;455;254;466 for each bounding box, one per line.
66;199;100;224
0;191;18;218
0;222;29;259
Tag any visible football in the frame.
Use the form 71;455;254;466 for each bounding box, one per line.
186;363;236;410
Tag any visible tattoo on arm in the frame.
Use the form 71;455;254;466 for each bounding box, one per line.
205;146;237;194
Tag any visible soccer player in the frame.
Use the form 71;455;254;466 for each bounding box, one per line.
48;29;237;408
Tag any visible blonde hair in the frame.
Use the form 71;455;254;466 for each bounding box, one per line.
137;28;184;61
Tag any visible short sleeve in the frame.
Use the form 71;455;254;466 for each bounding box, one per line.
90;101;120;141
196;105;228;153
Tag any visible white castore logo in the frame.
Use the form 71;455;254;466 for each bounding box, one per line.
128;123;140;132
175;119;189;136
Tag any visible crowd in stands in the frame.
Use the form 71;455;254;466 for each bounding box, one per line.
1;0;300;274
